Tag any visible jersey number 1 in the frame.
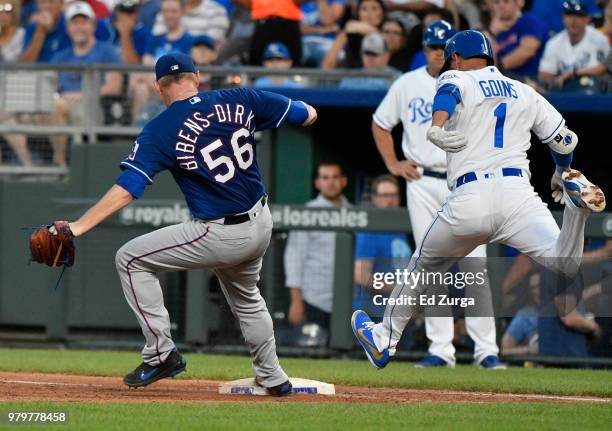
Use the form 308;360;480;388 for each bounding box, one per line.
493;103;507;148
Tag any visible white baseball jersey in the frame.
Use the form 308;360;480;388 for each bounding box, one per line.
373;66;447;169
436;66;564;188
539;26;610;75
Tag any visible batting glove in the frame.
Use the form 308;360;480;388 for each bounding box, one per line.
551;168;565;205
427;126;468;153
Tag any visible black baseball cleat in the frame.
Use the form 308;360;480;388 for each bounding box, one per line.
266;380;293;396
123;349;187;388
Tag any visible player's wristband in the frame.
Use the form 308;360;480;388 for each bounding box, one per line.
551;149;572;170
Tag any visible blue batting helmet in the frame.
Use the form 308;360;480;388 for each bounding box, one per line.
441;30;494;73
422;20;456;47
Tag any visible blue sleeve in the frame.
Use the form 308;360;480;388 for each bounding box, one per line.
22;24;35;53
432;83;462;116
286;100;309;125
145;35;156;56
519;15;548;43
116;169;149;198
247;89;293;130
507;316;530;343
134;27;152;57
355;233;379;259
103;44;122;64
551;150;572;169
117;128;169;198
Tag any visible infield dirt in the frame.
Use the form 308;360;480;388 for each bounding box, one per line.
1;372;610;405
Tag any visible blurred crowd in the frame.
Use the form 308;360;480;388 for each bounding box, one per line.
1;0;612;164
0;0;611;87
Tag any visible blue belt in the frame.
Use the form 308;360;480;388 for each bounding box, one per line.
423;169;447;180
456;168;523;188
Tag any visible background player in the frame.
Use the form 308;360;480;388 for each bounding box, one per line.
48;53;317;394
352;30;605;368
372;21;504;369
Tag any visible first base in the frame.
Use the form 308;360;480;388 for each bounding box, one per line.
219;378;335;396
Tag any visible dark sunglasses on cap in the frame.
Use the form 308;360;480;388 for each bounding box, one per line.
0;3;14;12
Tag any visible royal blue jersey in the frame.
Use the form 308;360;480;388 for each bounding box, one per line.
117;88;302;219
95;17;152;58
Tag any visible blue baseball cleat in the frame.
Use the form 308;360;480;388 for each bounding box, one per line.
414;355;452;368
478;355;508;370
562;169;606;212
351;310;390;369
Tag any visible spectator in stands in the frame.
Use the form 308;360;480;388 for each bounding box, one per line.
152;0;229;44
96;0;153;64
539;0;610;87
353;175;411;317
284;161;350;331
322;0;386;69
384;0;460;28
538;269;602;359
144;0;193;63
406;6;454;70
253;42;304;88
191;34;217;65
300;0;348;67
49;2;122;167
0;0;24;62
19;0;71;62
501;273;540;356
488;0;548;78
191;34;217;90
381;18;411;72
138;0;160;29
216;2;254;65
243;0;303;66
0;0;32;166
529;0;599;34
339;32;397;89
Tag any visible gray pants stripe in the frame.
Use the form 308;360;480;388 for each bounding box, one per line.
125;227;210;364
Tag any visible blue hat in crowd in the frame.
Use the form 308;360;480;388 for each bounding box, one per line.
562;0;589;16
192;35;215;50
155;53;196;81
263;42;291;60
423;20;456;47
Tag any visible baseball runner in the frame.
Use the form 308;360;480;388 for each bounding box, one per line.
29;53;317;395
372;20;504;369
352;30;606;368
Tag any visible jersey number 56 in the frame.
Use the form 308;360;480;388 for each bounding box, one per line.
181;128;254;183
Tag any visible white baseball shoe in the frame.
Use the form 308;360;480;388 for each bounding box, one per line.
562;170;606;212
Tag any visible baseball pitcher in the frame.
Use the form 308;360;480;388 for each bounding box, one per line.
372;20;503;369
30;53;317;395
352;30;606;368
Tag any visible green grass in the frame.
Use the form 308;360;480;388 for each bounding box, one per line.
0;348;611;397
0;402;611;431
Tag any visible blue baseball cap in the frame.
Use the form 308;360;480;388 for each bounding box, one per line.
423;20;456;47
263;42;291;60
155;53;196;81
192;35;215;50
563;0;589;16
441;30;494;73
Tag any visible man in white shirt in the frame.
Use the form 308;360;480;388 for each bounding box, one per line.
539;0;610;84
284;161;350;332
152;0;229;44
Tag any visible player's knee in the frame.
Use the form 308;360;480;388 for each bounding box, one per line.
115;246;130;272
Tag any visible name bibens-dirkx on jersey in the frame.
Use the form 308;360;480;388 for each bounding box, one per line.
435;66;564;189
116;88;301;219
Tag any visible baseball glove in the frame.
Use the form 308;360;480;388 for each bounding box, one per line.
29;221;75;267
